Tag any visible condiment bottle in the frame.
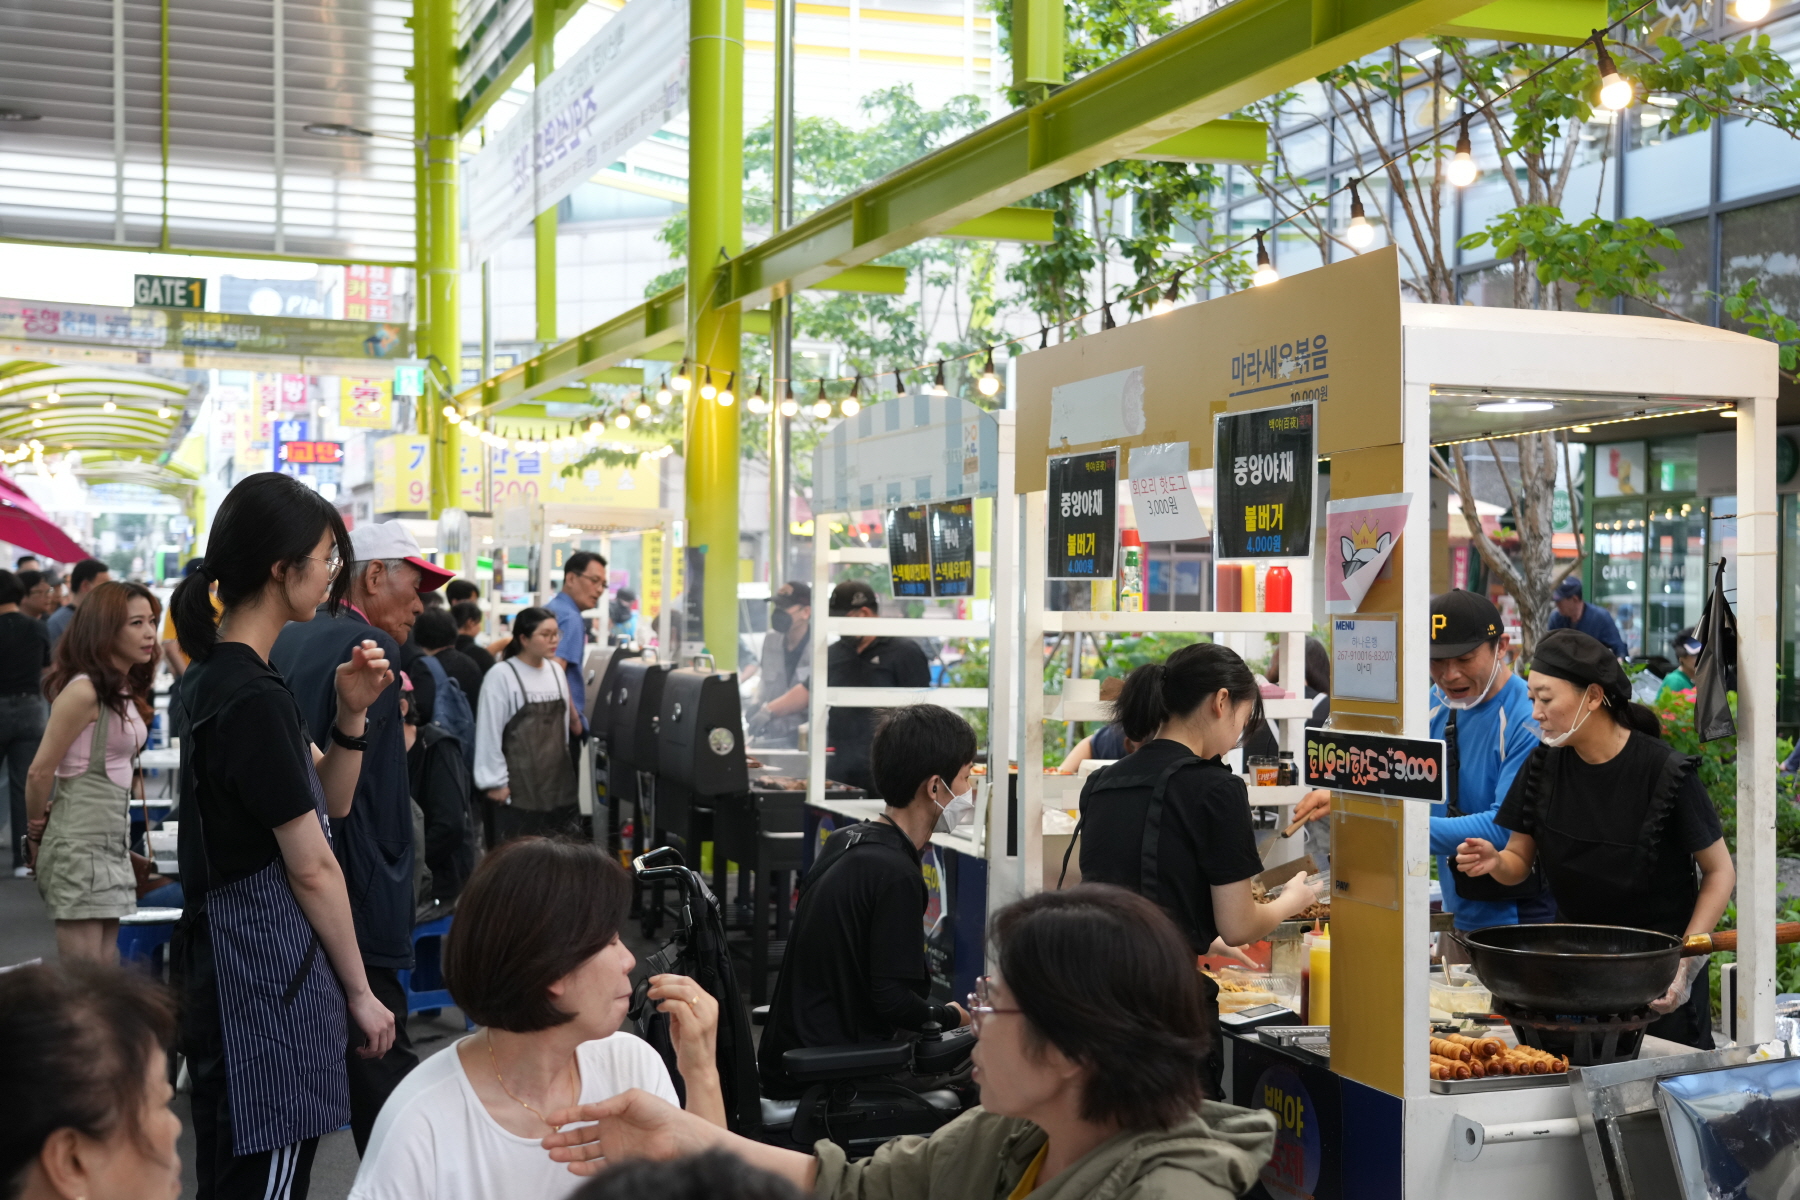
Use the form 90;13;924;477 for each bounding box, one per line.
1309;928;1332;1027
1117;529;1144;613
1215;563;1240;613
1239;562;1258;613
1278;751;1296;786
1265;564;1292;612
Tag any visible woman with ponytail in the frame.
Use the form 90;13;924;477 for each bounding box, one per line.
170;472;396;1200
1457;628;1733;1048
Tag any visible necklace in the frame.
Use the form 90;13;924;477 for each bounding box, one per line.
486;1031;578;1130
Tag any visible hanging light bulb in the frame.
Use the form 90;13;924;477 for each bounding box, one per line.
587;419;604;435
1038;326;1050;350
747;375;767;413
779;378;799;418
671;359;692;392
655;376;673;406
634;399;653;419
1152;270;1185;316
606;410;625;428
103;398;117;413
157;405;174;419
1593;32;1634;111
893;369;907;397
976;346;1001;397
1346;179;1376;248
1251;230;1280;287
811;379;832;419
1736;0;1772;19
1100;301;1117;330
699;366;717;400
1446;112;1478;187
929;360;948;396
44;389;59;405
841;374;862;417
717;372;735;407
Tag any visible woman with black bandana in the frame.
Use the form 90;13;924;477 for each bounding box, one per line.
1456;628;1735;1047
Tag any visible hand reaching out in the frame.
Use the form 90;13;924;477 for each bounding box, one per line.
334;639;393;718
1455;838;1501;877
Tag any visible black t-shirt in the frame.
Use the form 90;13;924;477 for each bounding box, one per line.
436;647;484;715
1496;732;1724;936
176;643;322;900
1077;740;1265;953
825;636;933;769
455;634;497;677
0;612;49;696
758;819;957;1096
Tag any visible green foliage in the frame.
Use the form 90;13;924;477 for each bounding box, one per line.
1718;279;1800;373
1458;207;1681;311
1710;901;1800;1024
1634;33;1800;139
1653;687;1800;857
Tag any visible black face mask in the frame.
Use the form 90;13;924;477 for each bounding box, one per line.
771;607;793;633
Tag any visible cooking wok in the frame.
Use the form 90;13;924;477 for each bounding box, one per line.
1452;922;1800;1015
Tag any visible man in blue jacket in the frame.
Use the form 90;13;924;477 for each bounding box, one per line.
1546;576;1629;659
271;520;451;1153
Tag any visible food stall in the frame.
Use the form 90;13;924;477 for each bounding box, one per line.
1013;245;1784;1196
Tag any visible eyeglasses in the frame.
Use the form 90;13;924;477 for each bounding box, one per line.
575;572;606;585
965;976;1024;1036
303;553;343;578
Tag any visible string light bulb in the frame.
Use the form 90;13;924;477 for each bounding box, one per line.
587;419;603;435
1038;326;1050;350
1251;231;1280;287
1100;301;1117;330
1447;112;1478;187
615;411;632;429
747;375;767;413
811;379;832;419
842;374;863;417
103;398;117;412
894;369;907;397
672;360;692;392
1593;33;1634;111
717;372;735;407
929;360;948;396
634;399;652;419
45;389;60;405
1152;270;1184;316
157;405;174;419
976;347;1001;397
1346;179;1376;248
779;379;799;418
655;377;673;406
699;367;717;401
1736;0;1771;19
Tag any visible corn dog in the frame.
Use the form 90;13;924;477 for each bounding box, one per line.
1430;1054;1472;1079
1447;1033;1505;1059
1430;1062;1449;1080
1467;1058;1486;1078
1428;1037;1470;1061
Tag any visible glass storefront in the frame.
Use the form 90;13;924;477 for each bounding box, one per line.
1645;500;1708;659
1591;498;1648;657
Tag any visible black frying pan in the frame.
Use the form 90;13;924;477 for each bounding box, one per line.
1452;922;1800;1015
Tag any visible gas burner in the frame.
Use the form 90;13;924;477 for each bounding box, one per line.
1493;1000;1657;1067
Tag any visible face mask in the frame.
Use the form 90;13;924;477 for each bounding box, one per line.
1540;694;1599;747
1441;650;1504;711
770;607;793;633
932;777;976;833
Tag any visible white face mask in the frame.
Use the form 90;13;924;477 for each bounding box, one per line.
932;776;976;833
1540;695;1599;747
1441;650;1504;711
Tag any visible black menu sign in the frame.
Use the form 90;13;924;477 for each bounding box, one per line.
929;499;976;597
886;505;932;598
1303;726;1445;803
1047;448;1118;581
1214;402;1315;559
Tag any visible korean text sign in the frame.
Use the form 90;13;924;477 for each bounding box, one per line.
1213;402;1315;559
1047;448;1118;581
928;499;976;597
1303;727;1445;803
886;506;932;597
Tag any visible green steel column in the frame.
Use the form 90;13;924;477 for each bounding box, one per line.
418;0;461;516
685;0;743;667
533;0;557;344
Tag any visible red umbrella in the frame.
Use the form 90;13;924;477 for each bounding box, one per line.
0;468;86;564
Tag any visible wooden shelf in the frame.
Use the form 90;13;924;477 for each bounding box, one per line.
1042;610;1312;634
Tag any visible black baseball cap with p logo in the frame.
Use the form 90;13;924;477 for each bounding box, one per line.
1430;589;1504;659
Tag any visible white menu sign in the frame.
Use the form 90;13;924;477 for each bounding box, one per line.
1127;442;1207;543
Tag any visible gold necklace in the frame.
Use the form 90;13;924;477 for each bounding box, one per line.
486;1031;578;1130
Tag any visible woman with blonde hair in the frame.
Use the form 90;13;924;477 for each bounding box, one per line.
25;580;160;963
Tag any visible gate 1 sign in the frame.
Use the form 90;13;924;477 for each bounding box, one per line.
887;505;932;597
1213;402;1315;559
1303;727;1445;803
929;499;976;597
1047;447;1118;581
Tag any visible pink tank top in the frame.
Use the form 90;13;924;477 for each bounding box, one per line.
56;675;147;790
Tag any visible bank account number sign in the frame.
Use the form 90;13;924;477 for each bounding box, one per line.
1047;447;1119;581
1303;726;1445;804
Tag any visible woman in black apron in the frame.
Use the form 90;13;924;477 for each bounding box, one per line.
473;606;581;843
170;472;398;1200
1456;629;1735;1048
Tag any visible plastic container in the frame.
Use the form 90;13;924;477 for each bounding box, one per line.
1117;529;1144;613
1239;562;1258;613
1308;930;1332;1026
1278;751;1297;786
1264;564;1293;612
1215;563;1241;612
1428;965;1493;1019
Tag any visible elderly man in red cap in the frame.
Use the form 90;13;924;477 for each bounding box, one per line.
271;520;452;1153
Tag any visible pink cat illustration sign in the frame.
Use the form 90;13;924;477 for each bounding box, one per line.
1325;492;1411;613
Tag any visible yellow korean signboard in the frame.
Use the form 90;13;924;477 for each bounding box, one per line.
374;435;430;514
339;376;394;429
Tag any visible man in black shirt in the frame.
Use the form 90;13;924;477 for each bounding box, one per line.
759;704;974;1098
825;580;933;792
0;570;49;875
451;600;497;677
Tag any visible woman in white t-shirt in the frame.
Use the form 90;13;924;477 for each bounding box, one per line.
474;607;583;842
349;838;724;1200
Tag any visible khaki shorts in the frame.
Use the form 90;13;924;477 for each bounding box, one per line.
36;837;136;922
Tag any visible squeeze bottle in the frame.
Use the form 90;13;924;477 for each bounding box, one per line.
1118;530;1144;612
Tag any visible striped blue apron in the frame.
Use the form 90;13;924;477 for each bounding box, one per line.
200;762;351;1156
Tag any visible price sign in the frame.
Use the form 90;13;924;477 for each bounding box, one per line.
886;505;932;597
1214;402;1315;559
1047;447;1118;581
375;434;430;513
928;499;975;597
1303;727;1445;803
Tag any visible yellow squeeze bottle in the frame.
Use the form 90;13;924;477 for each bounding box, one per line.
1239;562;1258;613
1308;929;1332;1027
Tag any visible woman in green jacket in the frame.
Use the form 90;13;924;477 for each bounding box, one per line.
542;885;1277;1200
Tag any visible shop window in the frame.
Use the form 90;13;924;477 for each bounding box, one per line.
1645;499;1708;660
1624;108;1711;219
1595;442;1649;497
1651;439;1698;493
1622;217;1712;323
1721;195;1800;335
1591;498;1647;657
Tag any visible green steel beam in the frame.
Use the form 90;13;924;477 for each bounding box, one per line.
941;207;1057;242
458;0;584;133
1012;0;1065;98
460;285;684;417
1431;0;1605;44
585;367;646;384
1127;119;1269;165
809;265;909;294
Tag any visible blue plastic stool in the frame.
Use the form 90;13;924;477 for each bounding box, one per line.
118;909;182;978
397;914;455;1015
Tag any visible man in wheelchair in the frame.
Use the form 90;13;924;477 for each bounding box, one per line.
757;704;975;1101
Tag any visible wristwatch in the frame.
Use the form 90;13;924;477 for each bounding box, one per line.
329;724;370;752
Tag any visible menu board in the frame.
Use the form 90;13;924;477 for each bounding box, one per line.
1303;727;1445;803
1047;448;1119;581
929;499;976;597
887;505;933;597
1214;402;1315;559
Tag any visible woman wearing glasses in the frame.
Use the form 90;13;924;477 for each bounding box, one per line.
169;472;397;1200
474;607;583;843
540;885;1278;1199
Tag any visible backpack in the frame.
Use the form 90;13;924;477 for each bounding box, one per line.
418;653;476;771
